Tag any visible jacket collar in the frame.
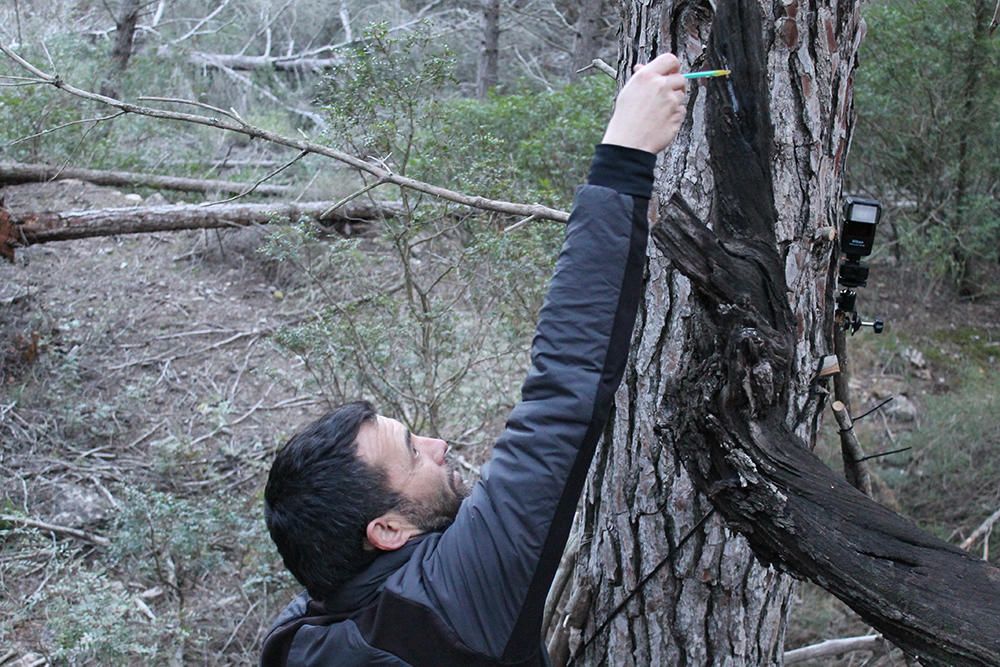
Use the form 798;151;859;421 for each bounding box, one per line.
323;533;436;614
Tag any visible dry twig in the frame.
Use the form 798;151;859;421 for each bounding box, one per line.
202;150;309;206
961;506;1000;553
831;400;873;496
6;112;128;146
784;634;886;664
575;58;617;79
320;178;388;220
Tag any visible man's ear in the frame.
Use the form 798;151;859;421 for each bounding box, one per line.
365;511;420;551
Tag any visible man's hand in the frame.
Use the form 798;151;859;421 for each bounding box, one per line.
601;53;688;154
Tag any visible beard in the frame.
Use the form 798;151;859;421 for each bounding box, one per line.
397;460;470;533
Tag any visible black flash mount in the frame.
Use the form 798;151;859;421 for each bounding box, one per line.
837;196;885;335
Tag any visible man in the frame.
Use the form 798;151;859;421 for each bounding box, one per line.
262;53;688;666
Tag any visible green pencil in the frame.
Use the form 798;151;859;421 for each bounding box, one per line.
683;69;731;79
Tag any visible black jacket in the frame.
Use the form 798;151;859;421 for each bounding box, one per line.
261;144;655;666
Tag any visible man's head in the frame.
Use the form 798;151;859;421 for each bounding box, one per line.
264;401;469;601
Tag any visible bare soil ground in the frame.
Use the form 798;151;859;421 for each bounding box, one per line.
2;180;318;665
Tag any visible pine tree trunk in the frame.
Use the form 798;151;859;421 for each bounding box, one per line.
550;0;866;663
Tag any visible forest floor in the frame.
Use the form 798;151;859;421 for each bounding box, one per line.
1;179;997;665
1;180;325;665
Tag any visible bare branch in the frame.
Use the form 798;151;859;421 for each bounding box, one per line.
320;178;388;220
136;95;244;124
169;0;230;45
0;44;568;223
181;55;327;128
184;8;465;73
339;0;353;43
0;74;44;82
831;400;873;496
0;80;50;88
961;506;1000;552
236;0;294;57
503;214;536;234
0;513;111;547
12;0;23;45
576;58;617;79
149;0;165;28
511;45;555;91
7;111;128;146
784;635;886;664
202;150;309;206
188;50;341;72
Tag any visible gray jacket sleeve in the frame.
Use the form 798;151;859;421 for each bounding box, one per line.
391;145;655;662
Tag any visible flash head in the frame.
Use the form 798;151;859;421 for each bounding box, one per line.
841;196;882;258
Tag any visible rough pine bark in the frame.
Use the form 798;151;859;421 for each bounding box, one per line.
550;0;865;664
550;1;1000;665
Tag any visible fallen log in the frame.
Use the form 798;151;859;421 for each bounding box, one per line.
189;51;342;72
0;162;296;197
1;200;400;258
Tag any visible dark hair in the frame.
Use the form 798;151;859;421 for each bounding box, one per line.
264;400;400;601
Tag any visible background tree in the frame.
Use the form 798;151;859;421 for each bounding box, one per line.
569;0;606;78
99;0;143;98
476;0;500;98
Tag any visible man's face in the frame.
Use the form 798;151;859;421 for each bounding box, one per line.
355;415;469;533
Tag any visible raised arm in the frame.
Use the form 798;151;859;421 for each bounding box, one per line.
391;54;688;662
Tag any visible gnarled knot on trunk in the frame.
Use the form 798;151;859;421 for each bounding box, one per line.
721;327;785;417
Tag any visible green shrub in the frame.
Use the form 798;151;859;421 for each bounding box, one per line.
895;368;999;553
110;488;240;589
268;24;611;437
413;75;615;207
0;35;308;179
45;569;172;664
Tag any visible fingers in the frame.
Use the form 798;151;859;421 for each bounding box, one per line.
663;73;686;91
605;52;688;153
640;52;681;76
632;56;686;92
